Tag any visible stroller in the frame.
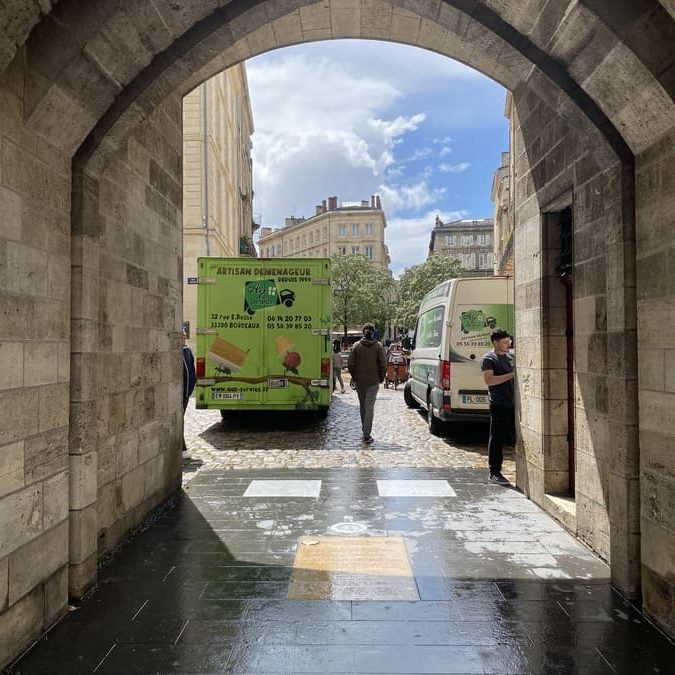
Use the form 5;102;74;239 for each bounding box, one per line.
384;347;409;389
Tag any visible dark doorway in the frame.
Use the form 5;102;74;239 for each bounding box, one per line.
555;207;575;496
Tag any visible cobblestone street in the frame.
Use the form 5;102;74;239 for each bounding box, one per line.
183;375;514;478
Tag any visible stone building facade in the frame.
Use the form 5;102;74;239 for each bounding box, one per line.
1;0;675;667
258;195;391;268
491;93;517;276
428;217;494;277
182;67;255;342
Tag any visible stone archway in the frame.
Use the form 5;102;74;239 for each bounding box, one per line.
1;1;674;664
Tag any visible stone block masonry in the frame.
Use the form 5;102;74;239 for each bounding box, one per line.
1;0;675;667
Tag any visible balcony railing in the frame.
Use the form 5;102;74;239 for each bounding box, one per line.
239;236;256;256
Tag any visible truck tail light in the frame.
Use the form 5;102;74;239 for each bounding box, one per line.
440;360;451;390
196;357;205;378
321;357;330;378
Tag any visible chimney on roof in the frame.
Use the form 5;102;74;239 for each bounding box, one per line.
328;196;337;210
435;214;443;227
371;195;376;208
322;200;327;213
361;200;368;207
376;195;381;210
316;204;322;215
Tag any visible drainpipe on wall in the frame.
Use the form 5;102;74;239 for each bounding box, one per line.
202;80;210;256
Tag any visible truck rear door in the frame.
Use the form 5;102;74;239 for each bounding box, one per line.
196;258;332;412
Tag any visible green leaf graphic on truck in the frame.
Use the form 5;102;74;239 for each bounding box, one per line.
459;309;497;334
244;279;295;314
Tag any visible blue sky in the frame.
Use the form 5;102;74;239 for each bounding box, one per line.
246;40;508;277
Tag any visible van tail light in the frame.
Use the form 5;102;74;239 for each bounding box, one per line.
440;360;451;390
321;358;331;378
196;357;205;378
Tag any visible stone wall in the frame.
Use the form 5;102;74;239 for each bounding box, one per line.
70;94;184;596
0;50;184;666
635;128;675;635
512;84;641;597
0;54;71;667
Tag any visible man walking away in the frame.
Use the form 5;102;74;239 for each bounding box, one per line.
348;323;387;444
182;331;196;460
480;328;515;484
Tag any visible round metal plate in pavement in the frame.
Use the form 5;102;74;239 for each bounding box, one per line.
329;522;368;534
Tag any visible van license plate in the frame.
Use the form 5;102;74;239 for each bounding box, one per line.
461;394;488;405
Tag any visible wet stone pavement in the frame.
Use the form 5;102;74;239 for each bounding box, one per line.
8;383;675;674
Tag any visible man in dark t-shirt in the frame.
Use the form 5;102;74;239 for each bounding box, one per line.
480;328;515;484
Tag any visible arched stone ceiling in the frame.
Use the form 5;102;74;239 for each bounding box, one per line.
660;0;675;22
2;0;674;171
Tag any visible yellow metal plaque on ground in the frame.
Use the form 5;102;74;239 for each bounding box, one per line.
287;536;418;601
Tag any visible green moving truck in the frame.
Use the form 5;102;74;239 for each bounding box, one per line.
195;257;332;414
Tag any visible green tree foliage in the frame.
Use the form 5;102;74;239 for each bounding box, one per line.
394;255;463;329
331;254;394;338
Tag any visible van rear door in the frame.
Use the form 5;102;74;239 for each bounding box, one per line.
448;278;513;412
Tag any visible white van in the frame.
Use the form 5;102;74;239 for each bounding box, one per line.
403;276;514;434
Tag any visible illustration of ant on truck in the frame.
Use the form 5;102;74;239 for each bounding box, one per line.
459;309;497;334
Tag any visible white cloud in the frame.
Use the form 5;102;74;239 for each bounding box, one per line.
248;50;431;227
245;40;507;272
378;181;445;213
438;162;471;173
386;209;469;277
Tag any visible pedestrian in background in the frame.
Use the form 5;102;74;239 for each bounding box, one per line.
332;340;346;393
480;327;515;484
348;323;387;443
182;331;196;460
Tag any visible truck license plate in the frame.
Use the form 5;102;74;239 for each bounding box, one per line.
461;394;488;405
212;392;241;400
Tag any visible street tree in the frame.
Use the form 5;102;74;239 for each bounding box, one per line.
394;255;463;329
331;254;394;339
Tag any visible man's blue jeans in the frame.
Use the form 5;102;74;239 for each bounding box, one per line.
356;383;380;438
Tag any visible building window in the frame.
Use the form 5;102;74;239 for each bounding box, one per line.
322;227;327;240
445;234;454;246
351;223;360;236
466;253;476;268
338;246;347;255
478;233;491;246
351;245;360;254
338;224;346;237
309;232;314;245
303;235;307;248
365;245;374;260
462;234;473;246
365;223;373;235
